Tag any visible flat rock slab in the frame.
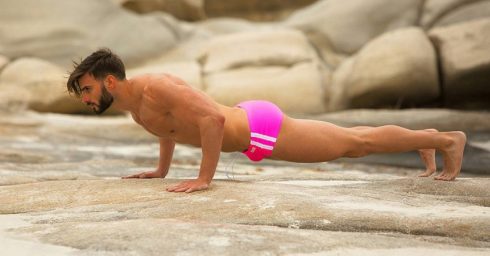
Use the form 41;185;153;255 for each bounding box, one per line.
0;176;489;255
0;111;489;254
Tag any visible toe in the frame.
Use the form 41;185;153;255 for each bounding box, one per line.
418;169;434;177
434;171;445;180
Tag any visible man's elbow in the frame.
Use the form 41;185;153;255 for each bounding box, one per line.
211;114;225;129
201;113;225;130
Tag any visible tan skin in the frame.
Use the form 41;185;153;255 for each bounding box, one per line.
78;73;466;193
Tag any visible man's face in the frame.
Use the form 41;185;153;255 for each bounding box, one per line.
78;73;114;115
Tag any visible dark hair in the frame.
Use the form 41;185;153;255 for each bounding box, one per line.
67;48;126;96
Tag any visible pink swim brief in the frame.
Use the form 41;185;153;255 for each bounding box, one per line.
236;100;284;162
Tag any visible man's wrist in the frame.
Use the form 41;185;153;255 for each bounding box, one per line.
156;167;168;175
197;174;213;184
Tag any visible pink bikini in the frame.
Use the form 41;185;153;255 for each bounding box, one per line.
236;100;284;162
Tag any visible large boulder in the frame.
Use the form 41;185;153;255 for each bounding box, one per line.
0;0;179;68
127;61;203;90
0;58;111;114
200;29;314;74
205;63;325;114
421;0;490;29
196;17;260;35
115;0;317;21
429;18;490;108
204;0;318;21
328;28;439;111
284;0;422;59
199;29;325;114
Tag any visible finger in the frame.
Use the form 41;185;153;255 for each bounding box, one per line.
167;182;188;191
174;186;190;192
122;173;140;179
166;184;180;191
186;184;208;193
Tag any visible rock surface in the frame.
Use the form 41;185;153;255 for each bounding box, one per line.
329;28;439;110
0;0;179;68
118;0;207;21
0;111;489;255
127;60;203;90
0;58;82;114
284;0;422;54
200;29;325;113
429;18;490;108
0;58;121;115
422;0;490;28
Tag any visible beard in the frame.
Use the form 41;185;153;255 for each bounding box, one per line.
94;84;114;115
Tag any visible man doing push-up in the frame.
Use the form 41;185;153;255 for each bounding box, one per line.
67;49;466;193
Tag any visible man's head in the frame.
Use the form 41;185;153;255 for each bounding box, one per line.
67;48;126;114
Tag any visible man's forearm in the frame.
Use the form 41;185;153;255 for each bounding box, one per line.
198;116;225;183
158;138;175;175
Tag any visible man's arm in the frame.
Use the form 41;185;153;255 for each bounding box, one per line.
159;78;226;192
165;112;224;192
122;137;175;179
195;114;225;183
156;137;175;177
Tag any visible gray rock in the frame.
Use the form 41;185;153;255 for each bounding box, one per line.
0;111;489;254
127;60;203;90
421;0;490;29
284;0;422;55
196;17;259;35
328;28;439;111
429;18;490;108
204;0;317;21
0;58;121;114
0;0;179;68
200;29;326;114
0;178;489;255
118;0;207;21
199;29;315;74
434;2;490;27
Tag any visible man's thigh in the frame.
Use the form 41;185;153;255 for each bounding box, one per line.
270;117;359;163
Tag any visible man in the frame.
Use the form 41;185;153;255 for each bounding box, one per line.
67;49;466;193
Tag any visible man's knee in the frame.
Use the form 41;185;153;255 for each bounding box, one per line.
344;133;371;158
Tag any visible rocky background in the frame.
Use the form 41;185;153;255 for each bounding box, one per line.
0;0;489;255
1;0;490;113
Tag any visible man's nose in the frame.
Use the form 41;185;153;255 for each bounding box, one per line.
82;95;90;104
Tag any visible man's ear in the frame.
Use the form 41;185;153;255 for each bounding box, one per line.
105;75;117;90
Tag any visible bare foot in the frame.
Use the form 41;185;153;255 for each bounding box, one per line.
435;131;466;181
418;148;436;177
418;129;437;177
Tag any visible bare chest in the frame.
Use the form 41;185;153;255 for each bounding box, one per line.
132;108;198;144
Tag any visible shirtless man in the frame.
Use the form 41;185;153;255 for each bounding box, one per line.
67;49;466;193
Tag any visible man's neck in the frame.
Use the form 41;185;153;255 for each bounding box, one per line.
112;79;141;113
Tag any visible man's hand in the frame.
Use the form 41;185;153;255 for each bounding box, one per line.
122;169;166;179
166;179;209;193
